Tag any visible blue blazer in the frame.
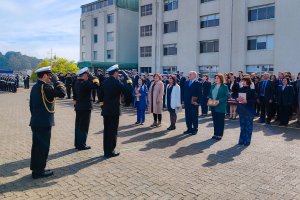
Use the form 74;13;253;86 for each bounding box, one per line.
133;84;148;110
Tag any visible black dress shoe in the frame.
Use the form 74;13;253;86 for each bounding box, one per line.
104;152;120;158
190;131;198;135
183;130;192;134
32;170;54;179
77;146;91;151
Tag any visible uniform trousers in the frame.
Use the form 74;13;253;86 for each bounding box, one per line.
239;114;254;145
75;110;91;148
30;126;51;173
66;86;72;99
103;115;119;155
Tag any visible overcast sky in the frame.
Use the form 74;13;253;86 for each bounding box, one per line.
0;0;92;62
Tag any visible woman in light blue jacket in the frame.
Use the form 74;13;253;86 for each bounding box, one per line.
165;75;181;130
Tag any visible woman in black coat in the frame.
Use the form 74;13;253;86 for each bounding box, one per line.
276;77;294;126
227;76;240;119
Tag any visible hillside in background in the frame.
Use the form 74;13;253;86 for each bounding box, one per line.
0;51;42;70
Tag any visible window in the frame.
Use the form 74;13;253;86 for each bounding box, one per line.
246;65;274;75
81;52;86;60
199;65;218;79
81;20;86;29
164;0;178;11
93;34;98;43
164;21;178;33
200;14;219;28
107;14;114;24
140;46;152;57
140;67;152;73
140;25;152;37
81;36;86;45
82;0;113;14
163;44;177;56
107;50;113;59
141;4;152;16
247;35;274;50
200;40;219;53
162;66;177;74
201;0;215;3
107;32;114;42
93;18;98;27
93;51;98;60
248;4;275;22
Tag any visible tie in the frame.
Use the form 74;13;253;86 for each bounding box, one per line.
262;80;267;96
189;81;193;87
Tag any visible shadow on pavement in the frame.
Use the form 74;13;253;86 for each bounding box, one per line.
119;127;152;138
169;139;218;159
140;134;191;151
0;156;105;194
202;144;247;167
0;149;77;178
122;129;170;144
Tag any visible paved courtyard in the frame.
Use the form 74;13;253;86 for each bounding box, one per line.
0;89;300;200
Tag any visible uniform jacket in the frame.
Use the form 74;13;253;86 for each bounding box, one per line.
99;76;127;116
29;80;66;127
148;80;164;114
165;84;181;110
73;79;95;111
209;84;230;113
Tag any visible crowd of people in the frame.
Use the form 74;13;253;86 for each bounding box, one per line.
27;65;300;179
0;74;19;92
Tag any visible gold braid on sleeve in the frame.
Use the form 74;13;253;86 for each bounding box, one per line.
41;84;56;113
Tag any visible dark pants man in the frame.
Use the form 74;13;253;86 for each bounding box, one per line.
103;115;119;156
75;110;91;149
66;86;72;99
30;127;51;173
259;96;272;123
185;105;199;133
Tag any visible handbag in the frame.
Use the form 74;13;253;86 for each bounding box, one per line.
207;99;217;107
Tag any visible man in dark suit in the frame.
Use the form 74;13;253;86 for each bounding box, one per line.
73;67;99;151
277;78;294;126
65;72;73;99
178;71;186;104
183;71;202;135
98;65;128;158
200;74;211;117
29;66;66;179
257;72;275;124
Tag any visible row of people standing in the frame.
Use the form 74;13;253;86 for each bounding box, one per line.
0;74;18;92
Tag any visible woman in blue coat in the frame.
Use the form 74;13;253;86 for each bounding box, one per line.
236;76;256;146
133;78;148;125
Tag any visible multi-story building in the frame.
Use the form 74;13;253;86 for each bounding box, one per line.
139;0;300;77
79;0;139;70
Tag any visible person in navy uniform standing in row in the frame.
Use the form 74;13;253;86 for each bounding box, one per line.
98;65;129;158
29;66;66;179
183;71;202;135
73;67;99;151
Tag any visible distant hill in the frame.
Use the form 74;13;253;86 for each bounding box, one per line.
0;51;42;70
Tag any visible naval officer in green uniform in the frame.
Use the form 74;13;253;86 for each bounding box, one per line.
29;66;66;179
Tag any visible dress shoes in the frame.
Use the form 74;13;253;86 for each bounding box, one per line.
183;130;192;134
104;151;120;159
77;146;91;151
32;170;54;179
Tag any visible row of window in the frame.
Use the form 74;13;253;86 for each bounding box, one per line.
140;2;275;23
82;14;114;29
81;32;114;45
139;34;274;57
139;64;274;76
81;50;114;61
81;0;113;14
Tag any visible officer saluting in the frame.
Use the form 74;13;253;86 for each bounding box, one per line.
98;65;129;158
29;66;66;179
73;67;99;150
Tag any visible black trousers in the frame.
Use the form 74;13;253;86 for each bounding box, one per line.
259;96;272;122
185;105;199;132
279;104;291;125
66;86;72;99
169;110;177;127
30;126;51;173
211;108;225;137
103;115;119;155
75;110;91;148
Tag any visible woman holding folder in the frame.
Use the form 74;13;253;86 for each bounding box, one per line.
236;76;256;146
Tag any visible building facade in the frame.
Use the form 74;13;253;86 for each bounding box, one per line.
80;0;139;70
138;0;300;77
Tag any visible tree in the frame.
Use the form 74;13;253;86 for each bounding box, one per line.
31;58;80;81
